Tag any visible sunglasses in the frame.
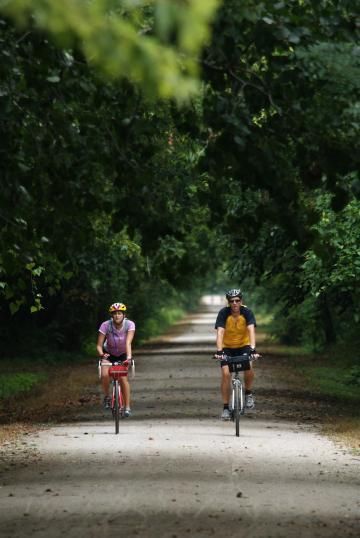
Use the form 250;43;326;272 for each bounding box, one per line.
229;299;241;303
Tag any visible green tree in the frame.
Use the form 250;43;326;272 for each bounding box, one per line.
198;0;360;347
201;0;360;240
0;0;219;100
0;17;217;349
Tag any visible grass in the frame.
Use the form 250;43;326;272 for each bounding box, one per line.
323;417;360;454
257;312;360;451
0;372;47;399
0;351;90;403
298;364;360;404
259;315;360;404
136;305;186;344
256;321;312;358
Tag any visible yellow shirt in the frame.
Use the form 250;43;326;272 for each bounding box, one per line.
223;314;250;348
215;306;256;349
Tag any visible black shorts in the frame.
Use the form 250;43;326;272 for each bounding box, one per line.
221;346;252;371
103;353;127;364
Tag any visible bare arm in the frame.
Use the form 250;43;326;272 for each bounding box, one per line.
247;324;256;349
126;330;135;359
96;332;106;358
216;327;225;351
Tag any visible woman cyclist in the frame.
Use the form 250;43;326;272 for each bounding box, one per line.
96;302;135;416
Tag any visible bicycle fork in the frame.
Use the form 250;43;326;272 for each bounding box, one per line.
111;380;124;414
231;377;244;414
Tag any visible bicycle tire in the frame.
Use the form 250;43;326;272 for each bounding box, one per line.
114;380;120;434
119;383;125;418
234;384;241;437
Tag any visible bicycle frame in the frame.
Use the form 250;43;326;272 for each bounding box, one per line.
99;360;129;434
231;372;245;437
222;353;256;437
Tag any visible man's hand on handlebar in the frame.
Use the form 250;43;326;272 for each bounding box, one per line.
213;349;262;361
249;347;261;359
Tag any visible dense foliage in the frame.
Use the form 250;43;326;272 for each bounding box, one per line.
0;18;217;351
200;0;360;349
0;0;219;100
1;1;360;354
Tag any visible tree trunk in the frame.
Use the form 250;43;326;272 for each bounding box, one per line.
317;293;336;344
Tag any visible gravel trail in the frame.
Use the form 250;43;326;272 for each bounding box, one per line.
0;300;359;537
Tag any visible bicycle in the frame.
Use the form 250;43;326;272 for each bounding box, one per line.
98;359;135;434
216;353;260;437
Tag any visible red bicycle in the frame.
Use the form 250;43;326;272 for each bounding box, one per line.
99;360;133;434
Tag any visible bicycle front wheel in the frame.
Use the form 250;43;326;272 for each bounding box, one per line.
114;380;120;434
234;384;242;437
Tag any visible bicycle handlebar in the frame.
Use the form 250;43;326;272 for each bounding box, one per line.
98;358;135;378
99;358;134;366
214;353;261;364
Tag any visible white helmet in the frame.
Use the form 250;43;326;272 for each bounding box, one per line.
225;289;243;300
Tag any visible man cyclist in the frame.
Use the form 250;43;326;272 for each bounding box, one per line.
214;289;258;420
96;302;135;416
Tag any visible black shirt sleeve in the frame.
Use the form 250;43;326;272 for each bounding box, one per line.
241;306;256;326
215;307;231;329
215;306;256;328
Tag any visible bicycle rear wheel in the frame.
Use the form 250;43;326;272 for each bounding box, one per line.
114;380;120;434
234;384;242;437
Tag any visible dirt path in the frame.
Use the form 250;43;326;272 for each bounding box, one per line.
0;304;359;537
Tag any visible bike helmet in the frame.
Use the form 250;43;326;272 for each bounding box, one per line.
109;302;127;313
225;289;243;300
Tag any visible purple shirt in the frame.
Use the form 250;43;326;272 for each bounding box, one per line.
99;319;135;356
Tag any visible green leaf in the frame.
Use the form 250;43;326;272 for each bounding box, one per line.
10;301;21;315
18;162;31;172
32;266;44;277
46;75;60;83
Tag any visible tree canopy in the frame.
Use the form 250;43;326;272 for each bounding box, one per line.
1;0;359;352
198;0;360;348
0;0;219;100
